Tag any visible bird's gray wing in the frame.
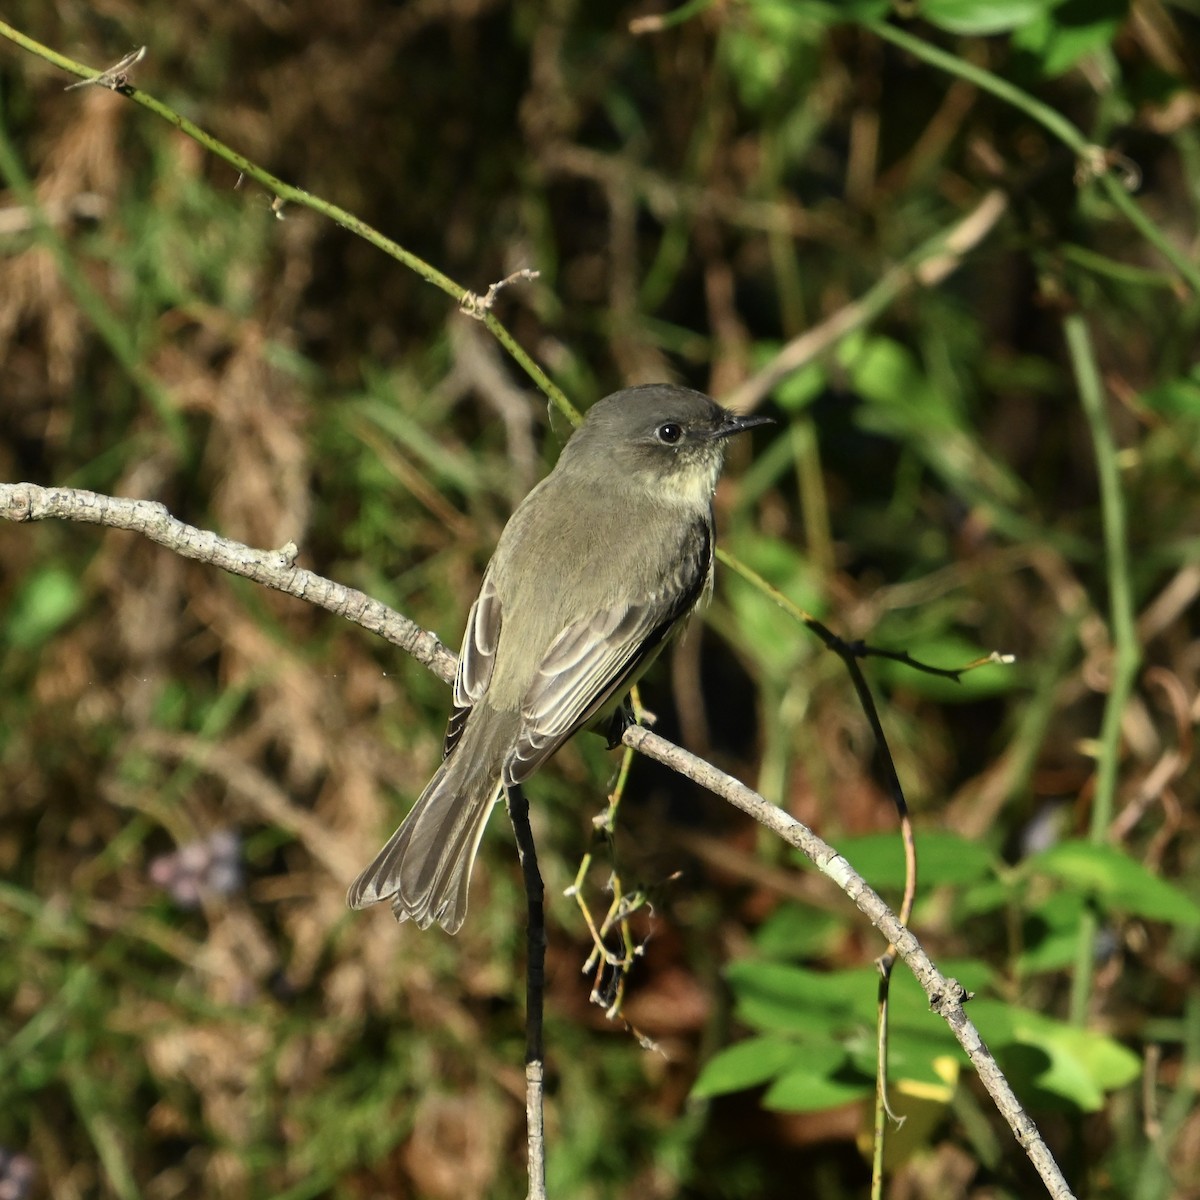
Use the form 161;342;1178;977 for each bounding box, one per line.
443;572;502;757
503;518;712;785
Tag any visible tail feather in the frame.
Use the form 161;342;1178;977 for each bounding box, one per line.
347;723;508;933
402;779;502;931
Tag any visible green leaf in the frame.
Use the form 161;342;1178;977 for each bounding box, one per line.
1047;1021;1141;1094
753;902;843;960
800;0;892;21
1016;891;1088;975
763;1054;873;1112
918;0;1058;36
6;567;84;650
846;1027;961;1090
720;949;1135;1119
1012;0;1128;76
1140;371;1200;419
723;0;891;111
971;999;1141;1111
771;360;826;413
1024;840;1200;926
840;335;956;432
727;962;876;1035
723;535;824;679
722;1;820;110
691;1035;807;1098
727;959;992;1042
957;877;1013;917
838;333;1025;507
827;831;997;890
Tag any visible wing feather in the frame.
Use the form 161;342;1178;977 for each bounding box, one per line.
444;573;502;757
503;518;712;785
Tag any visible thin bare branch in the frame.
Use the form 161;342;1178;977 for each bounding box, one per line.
0;482;457;684
621;725;1073;1200
0;480;1075;1200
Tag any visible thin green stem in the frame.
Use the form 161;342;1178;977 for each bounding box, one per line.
716;546;814;625
867;20;1200;295
1063;311;1141;1025
868;21;1086;151
1061;244;1183;290
871;976;890;1200
65;1058;143;1200
0;20;580;427
791;417;835;581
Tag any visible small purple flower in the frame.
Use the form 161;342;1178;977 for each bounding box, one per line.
0;1148;36;1200
149;830;244;909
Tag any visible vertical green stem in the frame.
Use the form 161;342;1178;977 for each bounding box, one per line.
1063;311;1141;1025
791;417;835;581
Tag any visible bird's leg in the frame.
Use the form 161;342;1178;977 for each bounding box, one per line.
604;699;637;749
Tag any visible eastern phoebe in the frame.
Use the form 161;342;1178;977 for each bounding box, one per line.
348;384;771;932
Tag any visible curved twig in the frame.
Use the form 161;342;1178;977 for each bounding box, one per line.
0;480;1075;1199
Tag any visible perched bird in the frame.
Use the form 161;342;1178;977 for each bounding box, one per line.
348;384;771;932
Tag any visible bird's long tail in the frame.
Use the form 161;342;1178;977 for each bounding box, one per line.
347;716;514;933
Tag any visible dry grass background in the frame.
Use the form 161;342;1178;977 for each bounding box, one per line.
2;2;1199;1198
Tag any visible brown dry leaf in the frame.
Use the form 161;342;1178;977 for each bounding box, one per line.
144;1019;272;1143
274;1025;344;1092
0;89;125;395
189;586;332;793
196;901;280;1006
208;329;312;551
403;1089;511;1200
619;963;712;1037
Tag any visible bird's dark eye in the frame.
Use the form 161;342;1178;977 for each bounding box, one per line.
656;421;683;445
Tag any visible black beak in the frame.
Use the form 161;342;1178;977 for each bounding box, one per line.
713;409;775;439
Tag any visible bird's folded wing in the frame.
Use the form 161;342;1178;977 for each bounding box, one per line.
505;523;711;784
444;572;501;756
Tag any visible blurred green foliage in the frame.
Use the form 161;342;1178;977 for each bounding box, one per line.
2;1;1199;1198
